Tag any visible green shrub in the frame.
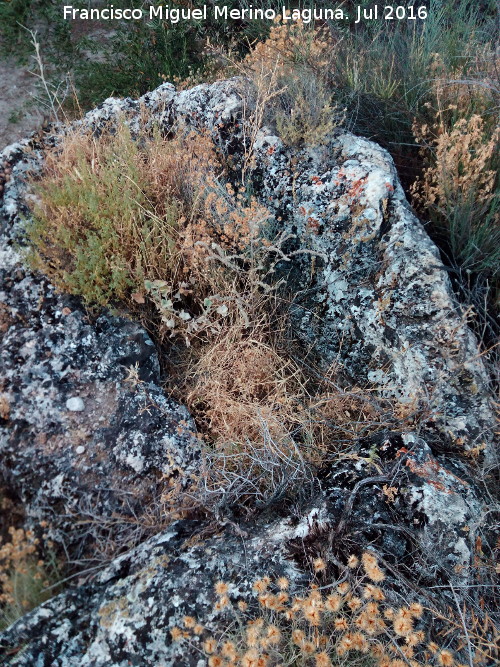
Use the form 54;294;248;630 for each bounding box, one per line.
26;123;188;307
0;0;73;64
25;120;272;318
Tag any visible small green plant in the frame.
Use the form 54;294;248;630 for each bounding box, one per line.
7;110;23;125
26;116;291;326
274;69;343;147
26;122;218;308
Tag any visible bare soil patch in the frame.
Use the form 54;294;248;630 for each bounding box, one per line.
0;57;43;150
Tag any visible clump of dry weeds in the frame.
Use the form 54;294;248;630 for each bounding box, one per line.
179;297;401;513
239;21;343;149
411;50;500;282
0;523;61;630
170;553;499;666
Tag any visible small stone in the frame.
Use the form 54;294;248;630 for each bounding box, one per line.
75;446;85;455
66;397;85;412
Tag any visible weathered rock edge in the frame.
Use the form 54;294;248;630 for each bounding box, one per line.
0;103;202;559
2;426;495;665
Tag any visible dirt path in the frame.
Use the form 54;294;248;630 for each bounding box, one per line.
0;57;43;150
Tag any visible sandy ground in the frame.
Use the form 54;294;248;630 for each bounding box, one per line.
0;57;43;150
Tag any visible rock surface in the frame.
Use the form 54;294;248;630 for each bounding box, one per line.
128;78;496;459
0;140;201;559
0;79;497;665
251;127;496;460
0;517;306;666
0;430;491;666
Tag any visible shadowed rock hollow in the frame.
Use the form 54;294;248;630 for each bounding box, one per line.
0;79;497;666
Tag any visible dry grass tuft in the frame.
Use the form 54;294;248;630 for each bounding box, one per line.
181;303;401;513
412;112;499;278
186;320;305;446
241;21;344;148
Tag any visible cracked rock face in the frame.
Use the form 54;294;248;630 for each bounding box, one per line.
250;130;496;460
0;79;497;665
0;517;314;666
0;432;491;666
0;261;201;555
320;430;486;583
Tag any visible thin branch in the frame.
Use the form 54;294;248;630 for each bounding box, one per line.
23;27;60;124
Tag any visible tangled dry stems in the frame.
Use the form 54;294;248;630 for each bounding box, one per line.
170;553;499;666
180;305;415;514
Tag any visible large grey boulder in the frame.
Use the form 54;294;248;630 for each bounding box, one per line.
4;80;494;461
250;129;496;461
0;516;307;666
0;78;497;665
143;79;496;460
